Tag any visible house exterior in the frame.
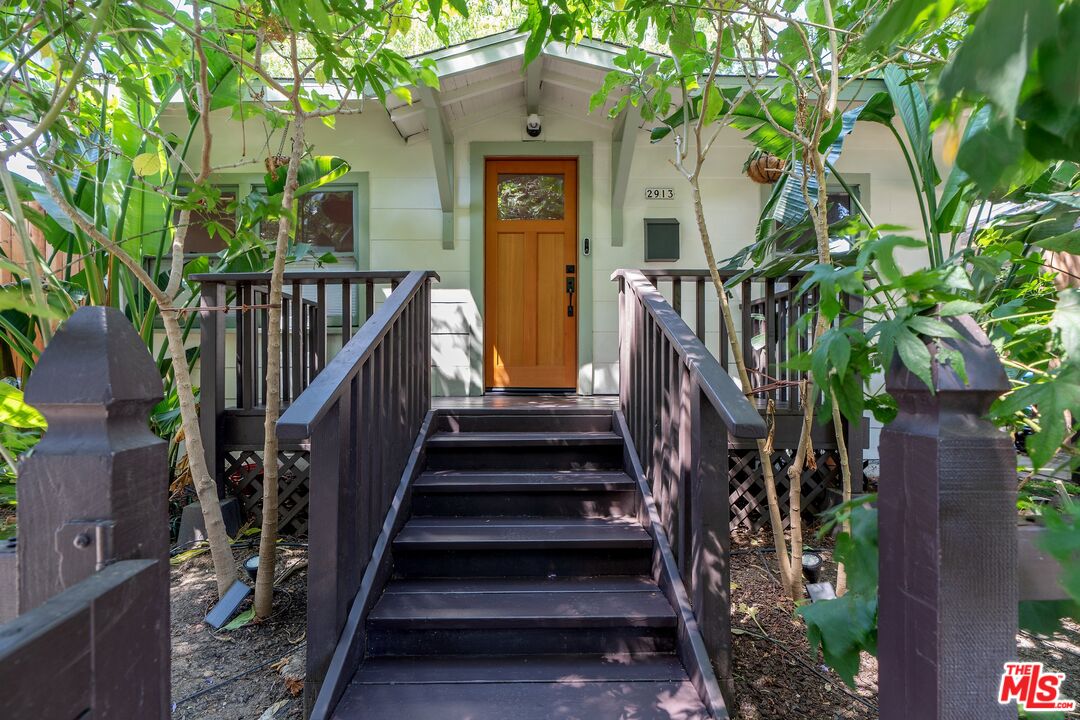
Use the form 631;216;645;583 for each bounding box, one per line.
165;31;935;444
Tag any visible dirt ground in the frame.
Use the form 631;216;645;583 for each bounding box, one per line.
170;545;307;720
730;528;879;719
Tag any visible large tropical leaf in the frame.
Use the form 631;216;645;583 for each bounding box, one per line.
935;105;990;232
883;65;935;184
263;156;351;198
772;106;866;227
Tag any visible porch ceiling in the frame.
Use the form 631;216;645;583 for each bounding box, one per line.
386;32;623;144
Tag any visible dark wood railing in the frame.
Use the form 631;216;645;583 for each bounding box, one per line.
640;269;862;413
276;270;436;714
614;268;767;698
641;269;864;528
193;270;413;532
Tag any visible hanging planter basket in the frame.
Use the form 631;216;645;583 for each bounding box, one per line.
264;155;289;181
744;150;785;184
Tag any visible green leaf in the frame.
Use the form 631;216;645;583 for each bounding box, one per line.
263;156;351;198
883;65;931;174
1035;229;1080;254
1049;289;1080;358
938;300;982;316
955;116;1024;195
907;316;961;340
799;593;877;686
0;383;46;429
896;327;934;391
864;0;936;49
938;0;1057;122
132;152;162;177
1020;600;1080;635
223;607;255;631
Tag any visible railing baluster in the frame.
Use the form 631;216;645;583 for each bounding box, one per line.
365;280;375;322
200;281;226;497
240;282;254;409
316;280;327;375
740;280;752;387
341;280;352;345
695;278;705;342
291;280;303;395
281;295;292;403
672;277;682;317
764;277;776;402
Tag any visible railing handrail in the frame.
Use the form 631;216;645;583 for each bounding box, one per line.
190;270;414;284
614;269;766;439
277;270;438;439
638;268;810;280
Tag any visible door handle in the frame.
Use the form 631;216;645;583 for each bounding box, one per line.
566;277;575;317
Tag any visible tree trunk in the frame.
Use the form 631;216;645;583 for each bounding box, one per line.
254;121;305;619
163;309;236;599
830;387;853;596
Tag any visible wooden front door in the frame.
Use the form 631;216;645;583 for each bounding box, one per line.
484;158;578;390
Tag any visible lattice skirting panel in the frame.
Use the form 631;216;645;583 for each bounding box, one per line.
223;449;311;535
728;448;843;532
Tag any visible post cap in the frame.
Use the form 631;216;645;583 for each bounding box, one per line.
25;306;164;409
886;315;1009;395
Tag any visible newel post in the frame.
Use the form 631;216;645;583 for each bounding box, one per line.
17;307;169;612
878;315;1016;719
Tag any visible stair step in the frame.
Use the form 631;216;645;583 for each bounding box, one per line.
333;672;708;719
352;653;691;684
382;576;658;595
369;578;674;630
411;471;639;518
426;431;623;448
435;412;614;434
414;470;636;492
393;517;651;550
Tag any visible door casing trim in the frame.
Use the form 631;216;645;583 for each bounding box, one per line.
469;141;594;395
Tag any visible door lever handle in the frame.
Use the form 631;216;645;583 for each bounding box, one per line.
566;276;575;317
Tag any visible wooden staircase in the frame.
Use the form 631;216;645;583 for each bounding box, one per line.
329;408;720;719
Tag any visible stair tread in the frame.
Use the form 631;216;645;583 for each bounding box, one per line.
393;516;651;550
332;676;709;719
352;653;691;684
382;576;658;595
427;431;623;447
415;470;635;491
370;578;674;628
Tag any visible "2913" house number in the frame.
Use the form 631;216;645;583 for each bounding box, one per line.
644;187;675;200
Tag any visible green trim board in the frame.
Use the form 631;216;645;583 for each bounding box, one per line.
469;141;595;395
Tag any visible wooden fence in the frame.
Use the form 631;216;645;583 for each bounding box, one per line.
0;306;170;718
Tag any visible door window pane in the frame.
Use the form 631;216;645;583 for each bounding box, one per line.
260;189;355;253
497;173;564;220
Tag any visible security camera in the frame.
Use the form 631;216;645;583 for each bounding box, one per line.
525;113;542;138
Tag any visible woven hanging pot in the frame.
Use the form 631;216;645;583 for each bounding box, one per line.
744;150;785;184
264;155;289;181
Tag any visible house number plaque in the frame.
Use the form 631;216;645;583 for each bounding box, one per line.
644;187;675;200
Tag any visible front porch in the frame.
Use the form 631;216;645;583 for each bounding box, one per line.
191;266;863;537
